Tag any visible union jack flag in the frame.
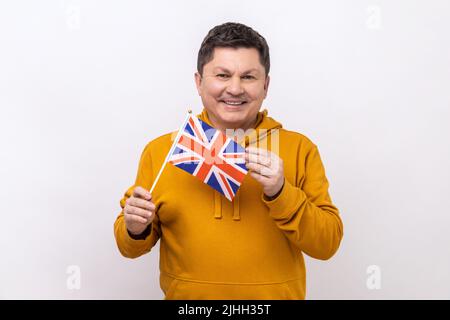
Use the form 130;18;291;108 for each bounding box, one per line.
168;115;248;201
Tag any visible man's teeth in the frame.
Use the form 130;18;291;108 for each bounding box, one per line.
223;101;245;105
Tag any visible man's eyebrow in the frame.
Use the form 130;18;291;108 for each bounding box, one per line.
241;68;260;75
212;67;231;73
212;67;261;74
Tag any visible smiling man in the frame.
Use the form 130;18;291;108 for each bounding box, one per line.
114;22;343;299
194;44;269;133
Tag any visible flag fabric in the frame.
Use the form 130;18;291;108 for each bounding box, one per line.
168;115;248;201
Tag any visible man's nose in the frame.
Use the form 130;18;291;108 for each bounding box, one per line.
226;75;244;96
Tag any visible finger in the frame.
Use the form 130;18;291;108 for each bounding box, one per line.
125;213;148;225
125;205;153;221
246;147;280;164
245;153;271;167
247;162;274;177
133;186;152;200
127;197;155;211
249;171;271;184
245;147;271;157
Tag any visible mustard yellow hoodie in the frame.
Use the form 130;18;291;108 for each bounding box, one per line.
114;109;343;299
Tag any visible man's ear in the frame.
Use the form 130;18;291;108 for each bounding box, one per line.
263;75;270;98
194;72;202;96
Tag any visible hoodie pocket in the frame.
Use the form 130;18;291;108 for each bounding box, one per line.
161;274;304;300
165;279;179;299
161;273;180;300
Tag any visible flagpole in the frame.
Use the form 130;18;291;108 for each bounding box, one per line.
149;109;192;194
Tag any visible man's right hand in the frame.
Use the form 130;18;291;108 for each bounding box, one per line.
124;186;156;236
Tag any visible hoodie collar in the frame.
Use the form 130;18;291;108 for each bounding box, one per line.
198;108;282;147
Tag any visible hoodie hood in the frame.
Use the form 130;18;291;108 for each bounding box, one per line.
197;108;283;221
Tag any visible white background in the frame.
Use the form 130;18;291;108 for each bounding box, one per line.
1;0;449;299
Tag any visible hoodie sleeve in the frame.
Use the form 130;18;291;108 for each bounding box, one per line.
114;143;161;259
262;144;343;260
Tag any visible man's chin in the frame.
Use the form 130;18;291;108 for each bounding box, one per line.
216;114;247;130
205;102;257;130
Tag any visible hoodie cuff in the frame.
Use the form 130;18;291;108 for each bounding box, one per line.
261;179;306;220
121;221;153;248
128;224;152;240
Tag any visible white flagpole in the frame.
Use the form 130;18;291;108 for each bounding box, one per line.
149;109;192;194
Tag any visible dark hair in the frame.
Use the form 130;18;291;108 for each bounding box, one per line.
197;22;270;77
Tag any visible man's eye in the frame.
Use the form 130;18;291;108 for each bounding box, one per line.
217;74;230;78
242;75;255;80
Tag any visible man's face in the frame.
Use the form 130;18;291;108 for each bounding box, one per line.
195;47;270;132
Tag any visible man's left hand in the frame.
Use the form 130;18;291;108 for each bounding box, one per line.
245;147;285;198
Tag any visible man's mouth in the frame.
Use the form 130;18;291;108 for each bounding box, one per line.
220;100;247;106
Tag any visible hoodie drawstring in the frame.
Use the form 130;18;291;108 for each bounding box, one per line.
233;192;241;221
214;192;222;219
214;191;241;220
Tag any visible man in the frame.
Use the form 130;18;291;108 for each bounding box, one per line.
114;22;343;299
